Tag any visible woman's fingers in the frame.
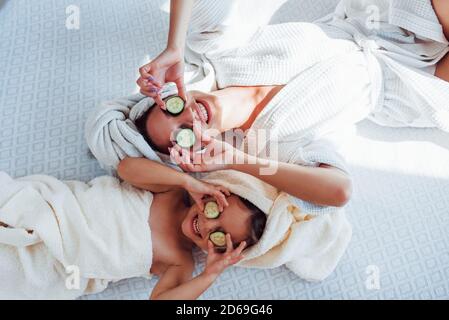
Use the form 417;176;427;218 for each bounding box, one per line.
172;143;184;155
139;64;152;79
234;241;247;256
225;233;233;254
169;147;183;165
207;240;215;256
213;191;225;212
227;241;246;265
213;190;228;211
139;62;162;87
147;74;163;88
174;77;187;101
192;121;203;147
138;84;165;108
194;195;205;211
180;147;192;164
179;149;205;172
217;186;231;197
153;94;165;109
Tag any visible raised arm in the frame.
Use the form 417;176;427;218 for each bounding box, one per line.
151;236;245;300
137;0;195;103
232;160;352;207
173;139;352;208
167;0;195;52
117;157;229;210
117;157;189;193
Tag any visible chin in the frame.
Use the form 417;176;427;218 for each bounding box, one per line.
181;207;206;249
181;216;193;240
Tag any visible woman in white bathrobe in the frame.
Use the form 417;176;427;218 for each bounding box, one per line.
87;0;449;216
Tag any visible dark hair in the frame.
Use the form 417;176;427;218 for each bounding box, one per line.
134;107;165;153
239;196;267;248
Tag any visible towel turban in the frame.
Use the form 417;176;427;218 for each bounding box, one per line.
85;55;217;174
202;170;352;281
85;83;179;173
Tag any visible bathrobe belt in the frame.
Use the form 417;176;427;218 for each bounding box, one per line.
329;18;449;131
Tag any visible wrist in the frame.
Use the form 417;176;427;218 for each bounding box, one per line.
229;152;255;170
166;44;184;55
201;270;219;282
181;174;194;190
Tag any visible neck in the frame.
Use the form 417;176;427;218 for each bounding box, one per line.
218;85;283;132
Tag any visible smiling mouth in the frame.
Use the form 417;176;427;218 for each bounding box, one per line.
194;100;211;124
192;215;201;237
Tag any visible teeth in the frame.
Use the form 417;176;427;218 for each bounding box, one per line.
193;217;200;235
198;103;209;122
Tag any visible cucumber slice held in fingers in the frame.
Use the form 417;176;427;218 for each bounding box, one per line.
165;96;185;115
209;231;226;247
176;128;196;149
204;201;220;219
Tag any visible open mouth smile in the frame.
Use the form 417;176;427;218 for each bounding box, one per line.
192;215;202;238
193;100;211;125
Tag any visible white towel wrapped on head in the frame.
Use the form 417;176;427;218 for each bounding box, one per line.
85;83;179;173
202;170;352;281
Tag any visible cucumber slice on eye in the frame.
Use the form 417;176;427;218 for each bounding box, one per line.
176;128;196;149
209;231;226;247
204;201;220;219
165;96;185;115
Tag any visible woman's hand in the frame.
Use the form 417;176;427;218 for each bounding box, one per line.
183;176;230;211
203;234;246;278
170;138;246;173
137;47;186;108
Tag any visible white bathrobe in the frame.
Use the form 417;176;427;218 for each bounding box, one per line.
86;0;449;213
185;0;449;214
186;0;449;130
0;172;153;299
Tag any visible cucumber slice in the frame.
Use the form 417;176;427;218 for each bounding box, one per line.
204;201;220;219
165;96;185;115
209;231;226;247
176;128;196;149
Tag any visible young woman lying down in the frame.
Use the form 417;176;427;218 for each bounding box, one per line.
87;0;449;218
0;162;268;300
0;159;352;300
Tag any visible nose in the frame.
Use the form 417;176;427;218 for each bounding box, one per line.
181;99;195;123
199;215;220;238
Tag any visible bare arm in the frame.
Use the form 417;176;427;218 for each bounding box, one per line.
117;157;188;193
138;0;194;101
231;156;352;207
118;157;229;209
175;139;352;207
167;0;195;52
151;236;245;300
150;264;217;300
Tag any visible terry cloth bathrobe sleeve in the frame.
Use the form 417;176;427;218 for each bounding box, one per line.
0;172;153;299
